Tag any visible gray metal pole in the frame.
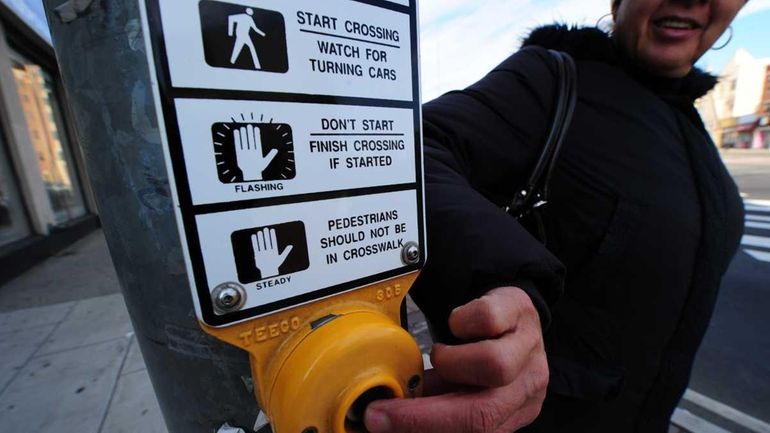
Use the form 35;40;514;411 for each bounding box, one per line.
42;1;260;431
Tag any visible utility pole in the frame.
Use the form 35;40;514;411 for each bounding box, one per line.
44;0;424;432
43;1;260;431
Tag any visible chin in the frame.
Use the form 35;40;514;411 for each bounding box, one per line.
639;48;697;77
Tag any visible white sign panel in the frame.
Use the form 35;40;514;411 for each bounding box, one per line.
158;0;414;101
197;191;419;313
140;0;424;327
175;99;416;205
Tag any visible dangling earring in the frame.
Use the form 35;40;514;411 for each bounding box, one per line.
711;26;733;51
596;13;614;32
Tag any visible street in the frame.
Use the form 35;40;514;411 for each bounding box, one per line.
676;150;770;433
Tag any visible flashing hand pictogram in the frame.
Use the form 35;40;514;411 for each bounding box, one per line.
234;124;278;181
251;227;293;278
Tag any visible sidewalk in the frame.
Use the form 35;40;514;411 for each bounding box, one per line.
0;230;432;433
0;230;167;433
0;230;688;433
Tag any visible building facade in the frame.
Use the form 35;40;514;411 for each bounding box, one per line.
697;49;770;149
755;65;770;149
0;2;98;284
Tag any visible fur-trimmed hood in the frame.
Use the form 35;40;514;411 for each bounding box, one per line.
521;24;718;100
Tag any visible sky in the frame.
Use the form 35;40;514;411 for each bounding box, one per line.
1;0;768;101
419;0;770;100
0;0;50;42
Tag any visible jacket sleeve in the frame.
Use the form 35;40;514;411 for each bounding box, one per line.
410;47;566;342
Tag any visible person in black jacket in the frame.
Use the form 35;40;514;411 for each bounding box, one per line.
364;1;747;432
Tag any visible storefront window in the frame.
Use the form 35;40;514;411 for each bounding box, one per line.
0;138;31;247
10;51;86;224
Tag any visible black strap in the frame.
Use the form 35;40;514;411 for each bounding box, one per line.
507;49;577;219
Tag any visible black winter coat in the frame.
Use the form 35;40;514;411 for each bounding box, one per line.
410;26;744;432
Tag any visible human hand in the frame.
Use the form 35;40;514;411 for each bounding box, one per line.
251;228;293;278
234;124;278;181
365;286;548;433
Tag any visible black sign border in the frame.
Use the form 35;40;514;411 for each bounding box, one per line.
144;0;425;327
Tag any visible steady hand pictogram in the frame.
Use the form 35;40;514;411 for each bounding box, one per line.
251;227;293;278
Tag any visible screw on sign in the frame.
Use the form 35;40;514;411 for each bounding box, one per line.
401;241;420;265
212;283;246;313
219;289;239;307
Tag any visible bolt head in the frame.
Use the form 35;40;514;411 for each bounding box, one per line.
407;247;418;260
401;242;420;265
218;288;240;307
212;282;246;314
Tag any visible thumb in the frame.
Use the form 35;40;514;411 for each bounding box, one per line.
256;149;279;172
364;393;472;433
263;148;279;163
278;245;293;261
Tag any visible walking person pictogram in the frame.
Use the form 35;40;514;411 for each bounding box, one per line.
200;1;288;73
228;8;265;69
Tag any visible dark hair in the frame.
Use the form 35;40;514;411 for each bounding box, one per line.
611;0;621;16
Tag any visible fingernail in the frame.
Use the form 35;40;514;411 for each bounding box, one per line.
364;408;391;433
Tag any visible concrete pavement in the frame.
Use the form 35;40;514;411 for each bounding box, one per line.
0;229;434;433
0;231;167;433
0;226;720;433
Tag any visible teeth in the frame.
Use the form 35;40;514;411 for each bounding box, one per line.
658;19;695;29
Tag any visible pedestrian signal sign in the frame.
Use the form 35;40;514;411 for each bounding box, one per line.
140;0;424;327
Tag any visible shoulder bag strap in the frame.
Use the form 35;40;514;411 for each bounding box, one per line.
507;49;578;219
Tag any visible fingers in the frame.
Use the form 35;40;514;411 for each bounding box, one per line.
235;125;261;151
365;382;524;433
268;228;277;250
246;124;255;149
251;124;258;149
448;286;534;341
252;228;278;252
430;328;540;388
421;368;466;397
364;288;548;433
365;392;492;433
364;369;547;433
257;229;267;251
234;127;242;150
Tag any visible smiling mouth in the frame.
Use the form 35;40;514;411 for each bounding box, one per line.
653;16;703;30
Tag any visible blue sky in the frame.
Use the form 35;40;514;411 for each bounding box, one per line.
0;0;50;41
2;0;767;100
698;7;770;73
419;0;770;100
